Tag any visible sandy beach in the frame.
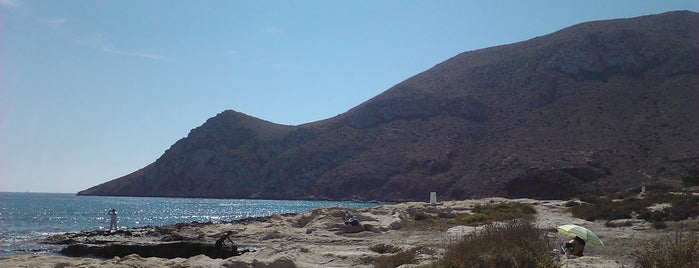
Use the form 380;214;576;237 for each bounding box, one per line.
1;197;692;267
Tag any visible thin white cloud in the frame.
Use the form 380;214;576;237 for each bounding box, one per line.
225;49;239;56
102;46;171;62
36;18;67;27
73;34;171;62
0;0;18;8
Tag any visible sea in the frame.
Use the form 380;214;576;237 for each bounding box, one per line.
0;192;386;257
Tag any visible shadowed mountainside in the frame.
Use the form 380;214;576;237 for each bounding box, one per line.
79;11;699;201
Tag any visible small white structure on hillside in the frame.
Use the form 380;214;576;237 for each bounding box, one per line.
430;192;437;205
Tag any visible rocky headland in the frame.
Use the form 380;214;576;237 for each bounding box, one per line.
2;196;694;267
13;10;698;268
78;11;699;202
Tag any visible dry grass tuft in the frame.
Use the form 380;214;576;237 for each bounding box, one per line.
372;247;418;268
634;231;699;267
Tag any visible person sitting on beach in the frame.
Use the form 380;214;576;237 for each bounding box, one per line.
343;212;360;226
108;209;118;232
564;236;586;257
215;231;237;258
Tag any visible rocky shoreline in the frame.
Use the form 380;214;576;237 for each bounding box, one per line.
1;198;689;267
42;221;265;259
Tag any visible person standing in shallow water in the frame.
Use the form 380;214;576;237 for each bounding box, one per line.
108;209;117;231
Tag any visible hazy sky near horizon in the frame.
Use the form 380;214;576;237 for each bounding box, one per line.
1;1;697;193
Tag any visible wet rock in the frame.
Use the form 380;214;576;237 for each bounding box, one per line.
58;241;240;259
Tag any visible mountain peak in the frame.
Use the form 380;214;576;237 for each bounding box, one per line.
79;11;699;201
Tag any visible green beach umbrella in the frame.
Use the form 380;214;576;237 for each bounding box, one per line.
557;224;605;246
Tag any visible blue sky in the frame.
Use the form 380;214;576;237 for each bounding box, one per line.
1;1;697;193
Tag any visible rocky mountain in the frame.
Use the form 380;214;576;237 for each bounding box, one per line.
79;11;699;201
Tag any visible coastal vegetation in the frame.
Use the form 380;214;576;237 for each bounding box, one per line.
568;189;699;226
373;202;552;267
372;247;420;268
468;202;537;223
567;188;699;267
424;219;560;268
402;202;538;231
634;231;699;267
378;188;699;267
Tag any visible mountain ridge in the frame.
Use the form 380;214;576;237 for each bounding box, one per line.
79;11;699;201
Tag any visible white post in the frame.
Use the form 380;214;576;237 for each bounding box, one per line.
430;192;437;205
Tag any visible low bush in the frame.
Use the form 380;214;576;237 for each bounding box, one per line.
402;202;537;231
426;219;560;268
373;248;417;268
571;196;647;221
571;191;699;222
634;231;699;267
456;213;487;225
652;221;668;229
637;193;699;222
369;243;401;254
563;200;580;207
664;194;699;221
471;202;537;222
414;212;435;221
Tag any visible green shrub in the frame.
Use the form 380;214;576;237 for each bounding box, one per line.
634;232;699;267
638;208;665;222
583;198;639;220
636;193;699;222
664;194;699;221
471;202;537;222
403;202;537;231
457;213;488;225
427;219;560;268
577;195;600;203
609;191;637;200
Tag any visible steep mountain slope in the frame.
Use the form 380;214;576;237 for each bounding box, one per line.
79;11;699;201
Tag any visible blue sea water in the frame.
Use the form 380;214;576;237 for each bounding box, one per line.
0;192;385;257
